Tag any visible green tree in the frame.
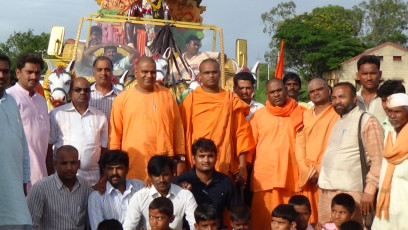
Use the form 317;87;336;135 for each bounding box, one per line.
355;0;408;46
0;29;50;78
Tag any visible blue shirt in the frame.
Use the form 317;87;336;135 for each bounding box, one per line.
174;168;240;226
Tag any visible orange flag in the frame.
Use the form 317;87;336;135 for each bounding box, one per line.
274;40;285;79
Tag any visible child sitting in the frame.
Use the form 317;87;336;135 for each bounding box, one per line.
288;195;315;230
148;197;175;230
271;204;297;230
317;193;355;230
339;220;363;230
230;204;251;230
194;204;220;230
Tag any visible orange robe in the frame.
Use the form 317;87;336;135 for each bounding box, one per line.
109;85;185;181
295;105;339;223
250;98;305;230
179;86;255;176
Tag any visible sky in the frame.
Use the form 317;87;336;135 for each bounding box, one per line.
1;0;358;67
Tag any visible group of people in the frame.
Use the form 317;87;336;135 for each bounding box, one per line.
0;50;407;230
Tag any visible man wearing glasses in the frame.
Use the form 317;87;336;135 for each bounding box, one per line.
48;77;108;185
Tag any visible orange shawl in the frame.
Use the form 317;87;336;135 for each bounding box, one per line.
265;97;305;132
376;124;408;219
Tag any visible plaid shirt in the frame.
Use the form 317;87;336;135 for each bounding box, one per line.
90;84;122;121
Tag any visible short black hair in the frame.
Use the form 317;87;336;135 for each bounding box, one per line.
283;72;301;87
340;220;363;230
91;25;102;34
192;138;217;156
194;204;219;223
271;204;296;224
149;197;174;217
69;77;90;96
357;55;380;71
93;56;113;69
101;150;129;169
333;82;356;97
104;46;117;53
332;193;355;214
186;35;200;44
16;53;44;70
233;72;255;88
147;155;174;176
230;205;251;222
97;219;123;230
288;195;311;214
377;80;406;98
0;53;11;68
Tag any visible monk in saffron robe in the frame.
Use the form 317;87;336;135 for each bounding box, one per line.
109;56;186;181
250;78;306;230
179;58;255;185
295;78;339;223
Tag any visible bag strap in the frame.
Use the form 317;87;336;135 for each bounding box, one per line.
358;112;368;189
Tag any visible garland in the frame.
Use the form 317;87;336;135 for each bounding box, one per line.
146;0;162;12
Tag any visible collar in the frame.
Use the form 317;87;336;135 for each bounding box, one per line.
340;105;360;118
91;84;120;96
0;91;8;102
15;83;37;97
106;179;134;195
53;173;80;190
149;183;176;198
357;88;379;100
191;167;222;185
64;102;95;115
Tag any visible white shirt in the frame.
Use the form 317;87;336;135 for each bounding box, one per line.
49;103;108;185
123;184;197;230
88;179;145;230
247;100;264;121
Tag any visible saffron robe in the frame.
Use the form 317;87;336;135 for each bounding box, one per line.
295;105;339;222
250;98;305;230
179;86;255;176
109;85;185;181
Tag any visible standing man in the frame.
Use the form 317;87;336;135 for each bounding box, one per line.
356;55;387;123
27;145;91;230
233;72;264;120
88;150;145;229
7;53;51;189
0;54;32;229
179;58;255;186
295;78;339;222
373;93;408;229
49;77;108;185
318;82;383;225
123;155;197;230
90;56;122;120
250;78;306;230
174;138;240;228
109;56;186;181
283;72;311;109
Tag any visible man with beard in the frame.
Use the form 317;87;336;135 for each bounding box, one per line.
283;72;311;109
88;150;145;229
318;82;383;226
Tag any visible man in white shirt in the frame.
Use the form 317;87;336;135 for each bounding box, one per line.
123;155;197;230
48;77;108;185
233;71;264;121
88;150;145;229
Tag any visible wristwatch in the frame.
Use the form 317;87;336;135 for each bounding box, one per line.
176;155;186;162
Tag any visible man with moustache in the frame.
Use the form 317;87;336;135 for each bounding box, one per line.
7;53;51;189
109;56;186;181
295;78;339;222
88;150;145;229
90;56;122;120
318;82;383;226
373;93;408;229
250;78;306;230
283;72;311;109
48;77;108;185
233;72;264;120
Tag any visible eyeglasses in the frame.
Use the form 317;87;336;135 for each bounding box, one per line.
73;87;91;93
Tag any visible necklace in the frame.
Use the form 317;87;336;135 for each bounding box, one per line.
146;0;162;12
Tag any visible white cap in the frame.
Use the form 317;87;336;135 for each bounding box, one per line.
387;93;408;108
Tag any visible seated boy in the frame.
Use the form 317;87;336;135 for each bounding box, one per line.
148;197;175;230
194;204;220;230
288;195;314;230
339;220;362;230
230;205;251;230
317;193;354;230
271;204;297;230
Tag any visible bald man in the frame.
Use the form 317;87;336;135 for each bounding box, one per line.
250;78;306;230
295;78;339;222
48;77;108;185
109;57;186;181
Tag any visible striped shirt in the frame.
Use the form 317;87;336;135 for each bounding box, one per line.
27;173;91;230
49;103;108;185
88;179;145;229
90;84;121;121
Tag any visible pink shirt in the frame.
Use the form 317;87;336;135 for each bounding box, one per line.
6;83;50;188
